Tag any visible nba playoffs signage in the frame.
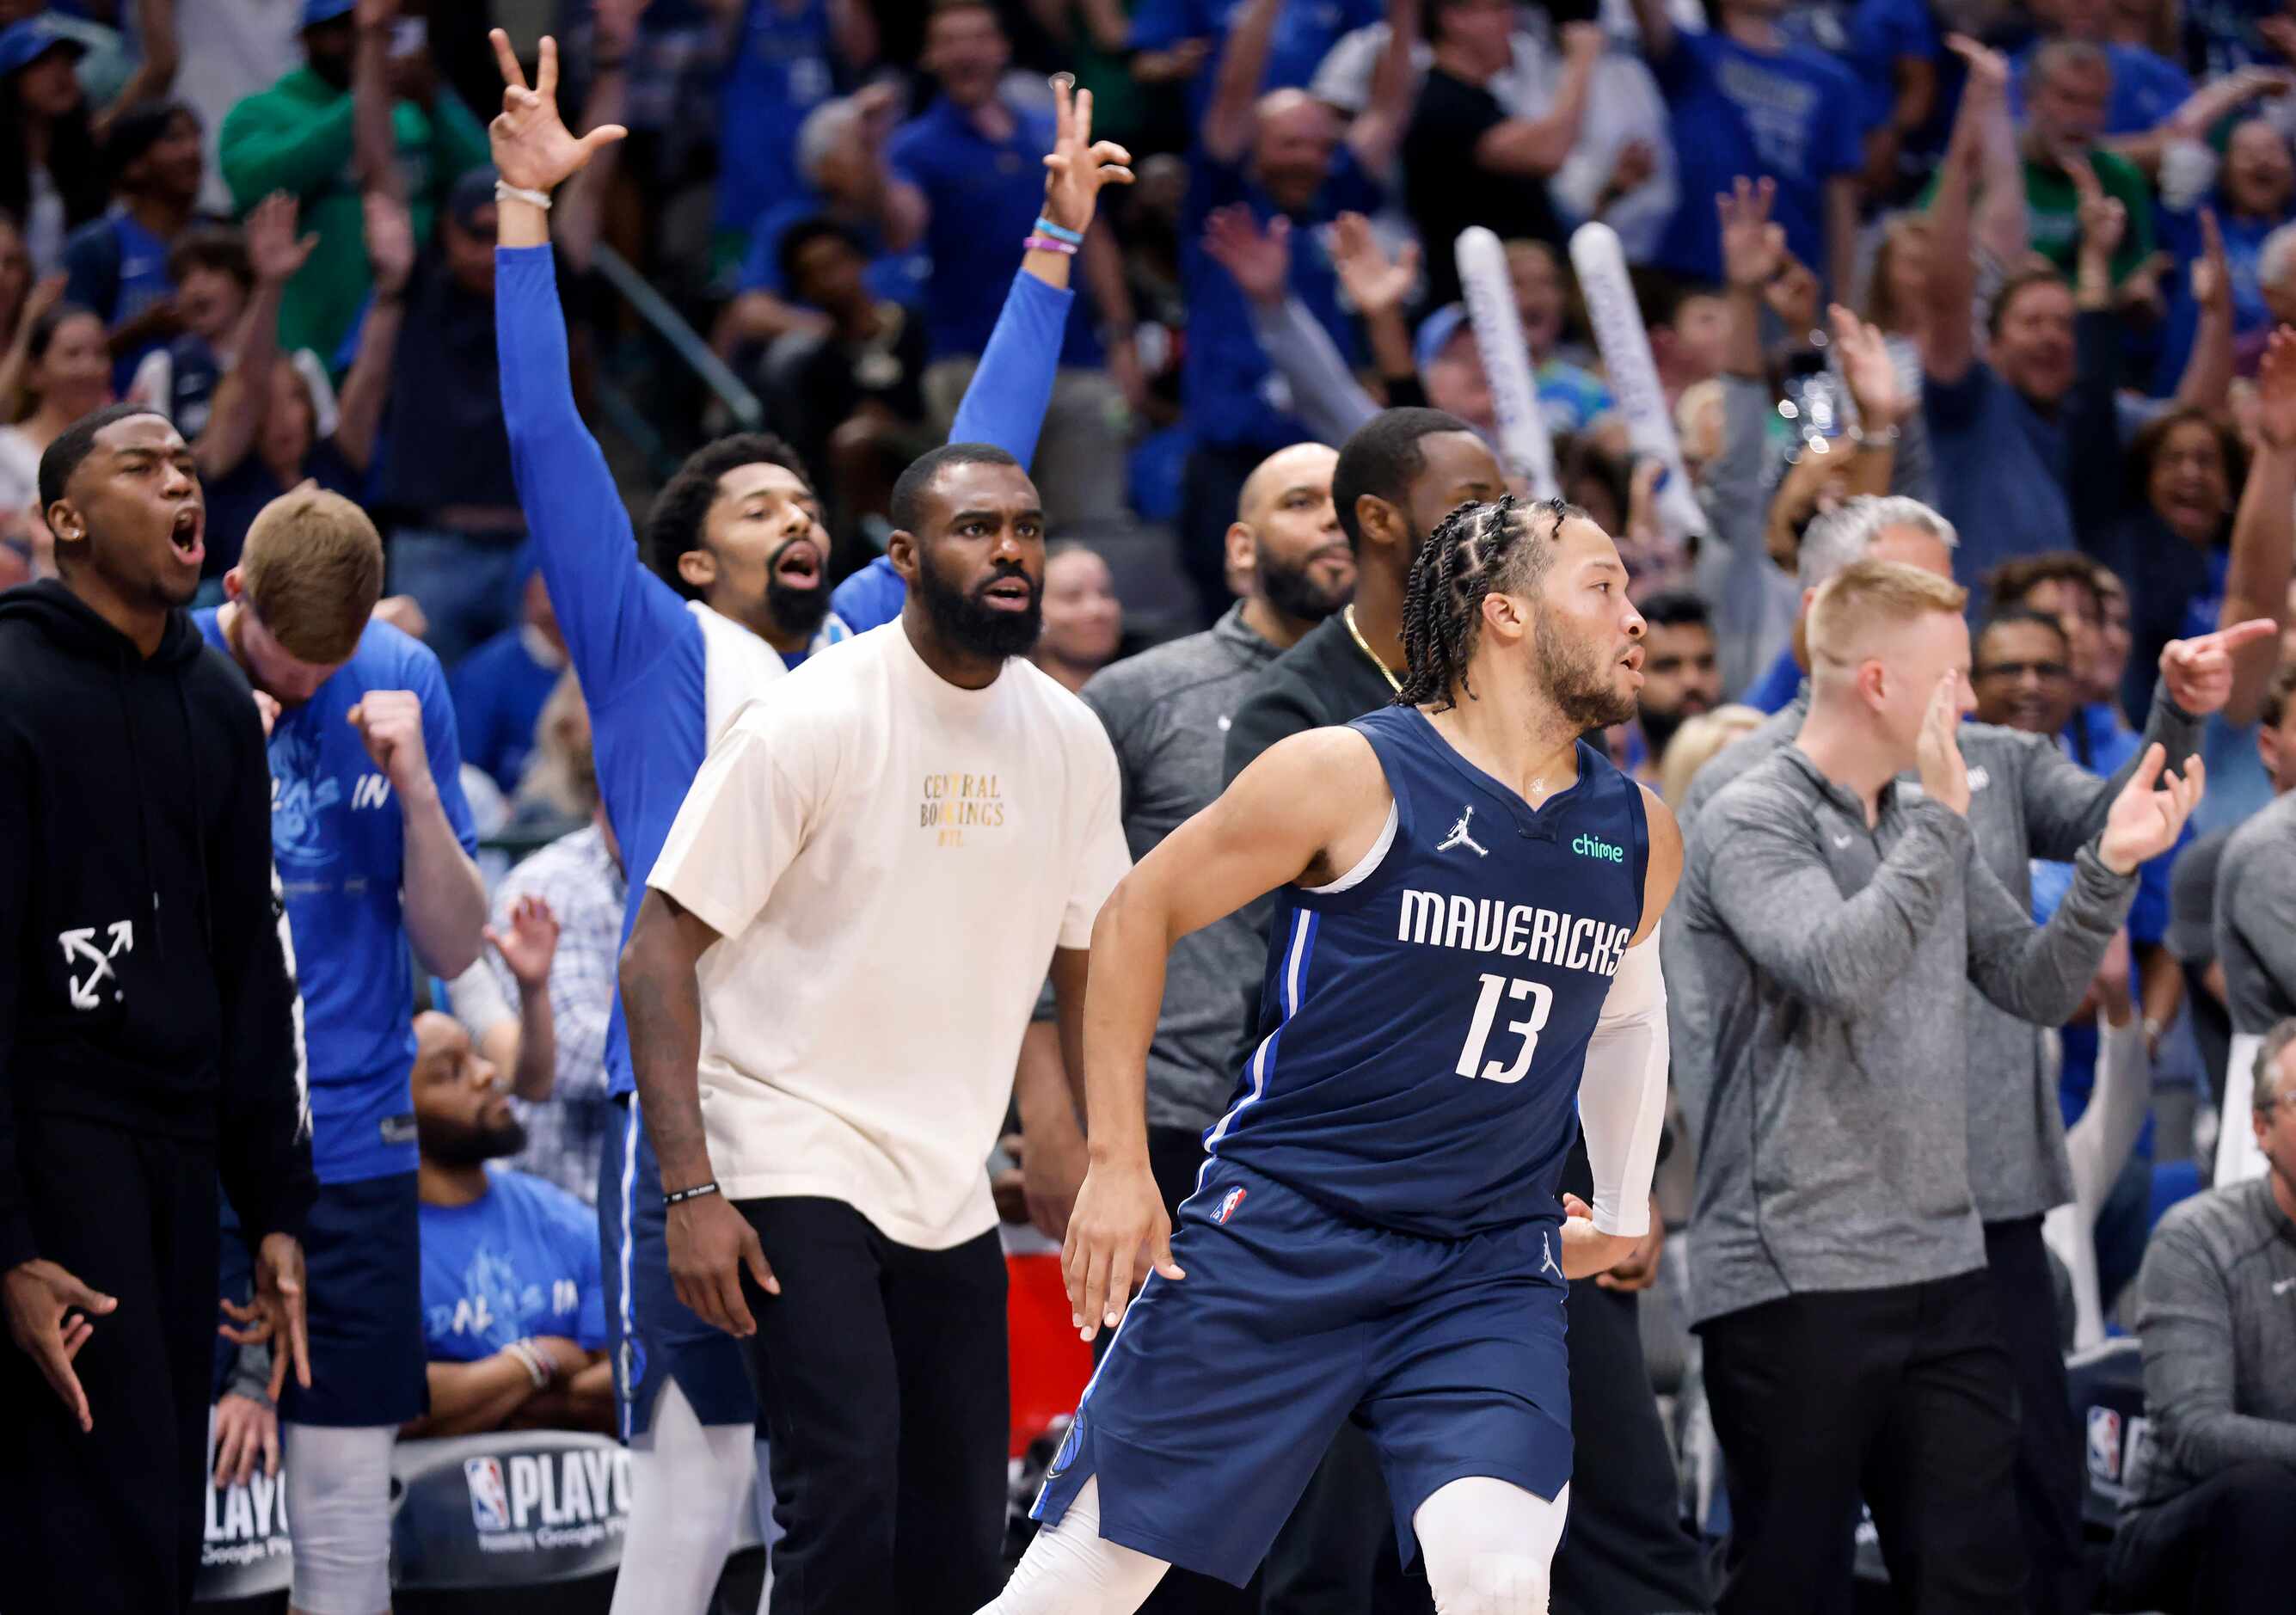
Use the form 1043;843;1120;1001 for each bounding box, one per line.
196;1431;635;1602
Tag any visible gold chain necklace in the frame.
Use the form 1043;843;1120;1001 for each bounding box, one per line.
1344;605;1401;694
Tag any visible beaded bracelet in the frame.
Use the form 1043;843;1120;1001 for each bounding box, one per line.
1023;235;1078;255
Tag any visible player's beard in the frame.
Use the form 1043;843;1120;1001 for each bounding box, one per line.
1258;543;1352;626
915;543;1043;660
1534;602;1640;732
423;1115;529;1168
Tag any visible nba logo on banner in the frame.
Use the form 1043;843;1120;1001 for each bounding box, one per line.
2086;1407;2124;1485
464;1457;512;1532
1217;1187;1247;1225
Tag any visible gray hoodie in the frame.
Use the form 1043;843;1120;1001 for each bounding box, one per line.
1675;746;2136;1324
1670;684;2199;1223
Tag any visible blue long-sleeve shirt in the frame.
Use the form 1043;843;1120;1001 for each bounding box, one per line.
494;244;1069;1097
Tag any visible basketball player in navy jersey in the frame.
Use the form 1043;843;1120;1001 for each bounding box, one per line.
979;495;1675;1615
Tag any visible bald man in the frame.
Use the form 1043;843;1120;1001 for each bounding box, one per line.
1065;439;1352;1609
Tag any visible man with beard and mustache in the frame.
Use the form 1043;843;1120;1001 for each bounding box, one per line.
985;496;1674;1615
1064;439;1352;1614
1628;589;1722;783
196;484;489;1615
621;439;1131;1615
487;34;1135;1610
0;405;312;1612
408;1011;612;1437
1223;409;1714;1615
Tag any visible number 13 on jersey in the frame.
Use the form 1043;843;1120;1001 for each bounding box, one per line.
1457;973;1554;1084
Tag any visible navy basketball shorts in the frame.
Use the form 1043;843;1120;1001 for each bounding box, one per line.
1033;1157;1574;1587
279;1172;428;1428
598;1097;760;1440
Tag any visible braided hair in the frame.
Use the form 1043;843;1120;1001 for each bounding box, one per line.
1395;494;1581;711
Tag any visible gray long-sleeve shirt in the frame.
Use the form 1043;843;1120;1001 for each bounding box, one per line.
2215;788;2296;1035
2129;1176;2296;1511
1670;683;2200;1223
1675;746;2136;1323
1080;605;1286;1131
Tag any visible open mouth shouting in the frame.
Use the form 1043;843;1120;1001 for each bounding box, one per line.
771;537;823;591
168;502;205;568
978;572;1038;613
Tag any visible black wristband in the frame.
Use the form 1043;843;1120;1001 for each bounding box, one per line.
663;1181;721;1209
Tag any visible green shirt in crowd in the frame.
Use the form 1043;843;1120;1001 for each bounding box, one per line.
218;66;491;365
1918;145;2157;288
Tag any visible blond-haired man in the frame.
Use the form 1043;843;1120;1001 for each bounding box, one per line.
198;484;488;1615
1674;560;2201;1612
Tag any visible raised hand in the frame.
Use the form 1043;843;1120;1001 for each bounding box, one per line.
486;893;561;992
1915;670;1972;815
593;0;652;57
2256;325;2296;450
487;29;627;196
1716;175;1785;293
2099;744;2204;874
1946;33;2010;102
2159;618;2278;714
1330;211;1419;317
2193;207;2232;319
1201;203;1292;306
363;188;414;298
1829;302;1904;430
246;193;318;286
1765;251;1821;335
1039;75;1134;238
1065;1151;1185;1342
2065;155;2127;268
345;689;434;796
4;1258;114;1432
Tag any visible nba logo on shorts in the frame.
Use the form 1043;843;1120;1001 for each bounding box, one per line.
464;1456;512;1532
1217;1187;1247;1225
2086;1407;2124;1485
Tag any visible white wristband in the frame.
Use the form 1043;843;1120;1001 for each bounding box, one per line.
495;181;552;212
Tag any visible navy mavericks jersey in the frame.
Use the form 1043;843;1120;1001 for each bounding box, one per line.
1208;705;1649;1238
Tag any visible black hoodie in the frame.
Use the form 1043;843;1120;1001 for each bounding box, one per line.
0;580;314;1268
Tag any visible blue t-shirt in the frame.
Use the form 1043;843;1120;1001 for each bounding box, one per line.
1179;150;1378;451
1129;0;1381;130
194;613;481;1182
421;1167;607;1360
715;0;838;236
888;99;1104;367
738;196;930;310
2010;43;2191;138
1651;29;1866;286
2153;203;2287;396
1923;360;2077;591
1780;0;1941;132
61;206;175;390
452;627;564;795
1740;643;1805;713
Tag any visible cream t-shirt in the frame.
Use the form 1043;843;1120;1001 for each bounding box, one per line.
648;622;1131;1250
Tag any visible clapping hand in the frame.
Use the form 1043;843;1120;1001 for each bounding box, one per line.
1829;302;1904;432
1202;204;1292;306
1915;671;1973;816
486;894;560;992
1330;211;1419;317
2097;744;2205;875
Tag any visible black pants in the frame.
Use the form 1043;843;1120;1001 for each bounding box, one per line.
1702;1274;2025;1615
0;1115;219;1613
734;1197;1008;1615
1552;1277;1716;1615
2103;1460;2296;1614
1981;1218;2085;1615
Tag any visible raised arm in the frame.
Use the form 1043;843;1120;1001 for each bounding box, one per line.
1065;727;1392;1338
1348;0;1420;175
1201;0;1283;163
1476;24;1605;177
948;78;1133;461
333;190;411;473
1626;0;1675;72
2222;328;2296;725
351;0;404;201
482;894;561;1104
193;194;312;483
2175;208;2236;411
1206;205;1379;445
1921;36;2004;387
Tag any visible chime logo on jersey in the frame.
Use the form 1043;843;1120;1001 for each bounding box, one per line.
1217;1186;1247;1225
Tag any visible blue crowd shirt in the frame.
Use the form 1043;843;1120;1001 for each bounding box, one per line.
1651;28;1865;286
2153;204;2286;396
1179;150;1378;451
715;0;838;237
421;1167;607;1360
738;196;930;310
1923;361;2078;590
193;614;481;1183
1740;644;1805;713
451;626;565;795
1128;0;1380;128
1780;0;1941;131
496;243;1068;1100
888;98;1104;367
61;206;175;390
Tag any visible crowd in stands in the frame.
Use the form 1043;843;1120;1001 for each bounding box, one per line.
9;0;2296;1610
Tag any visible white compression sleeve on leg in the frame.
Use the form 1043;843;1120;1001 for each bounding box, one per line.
976;1477;1171;1615
1578;927;1670;1237
282;1422;396;1615
611;1379;761;1615
1415;1476;1572;1615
